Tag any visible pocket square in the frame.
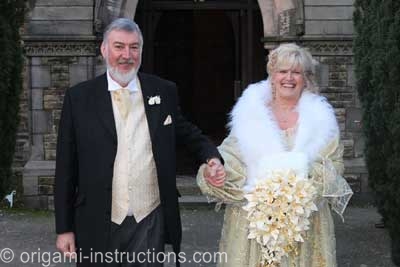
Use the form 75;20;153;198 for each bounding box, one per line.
163;115;172;125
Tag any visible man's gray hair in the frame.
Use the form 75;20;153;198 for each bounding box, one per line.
103;18;143;48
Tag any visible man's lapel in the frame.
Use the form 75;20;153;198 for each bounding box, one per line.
94;74;117;142
138;73;161;140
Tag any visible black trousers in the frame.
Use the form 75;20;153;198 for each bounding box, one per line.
108;206;164;267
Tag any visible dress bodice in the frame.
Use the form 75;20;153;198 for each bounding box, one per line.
280;124;298;151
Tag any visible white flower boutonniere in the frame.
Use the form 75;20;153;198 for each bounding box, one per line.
148;95;161;105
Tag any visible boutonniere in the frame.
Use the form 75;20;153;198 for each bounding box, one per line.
148;95;161;105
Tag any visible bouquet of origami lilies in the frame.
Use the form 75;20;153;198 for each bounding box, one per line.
243;153;318;267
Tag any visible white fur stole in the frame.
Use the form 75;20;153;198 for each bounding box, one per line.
229;79;339;191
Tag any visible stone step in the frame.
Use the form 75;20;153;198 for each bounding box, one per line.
176;175;202;196
176;175;215;206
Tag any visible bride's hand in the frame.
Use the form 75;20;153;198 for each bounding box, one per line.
203;158;226;187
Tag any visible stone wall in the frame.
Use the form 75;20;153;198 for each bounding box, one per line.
19;0;97;209
304;0;366;194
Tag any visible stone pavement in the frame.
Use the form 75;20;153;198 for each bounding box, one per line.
0;204;396;267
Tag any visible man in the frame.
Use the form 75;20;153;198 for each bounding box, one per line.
55;18;225;266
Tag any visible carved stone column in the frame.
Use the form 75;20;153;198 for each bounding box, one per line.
94;0;139;34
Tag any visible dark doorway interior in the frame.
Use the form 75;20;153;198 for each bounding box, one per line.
135;1;265;174
152;11;235;174
154;10;234;141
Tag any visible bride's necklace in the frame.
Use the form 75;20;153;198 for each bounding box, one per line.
271;103;296;124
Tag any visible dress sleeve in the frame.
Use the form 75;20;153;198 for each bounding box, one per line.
196;134;247;204
309;136;353;220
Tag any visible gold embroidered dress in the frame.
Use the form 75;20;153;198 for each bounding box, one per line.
197;79;353;267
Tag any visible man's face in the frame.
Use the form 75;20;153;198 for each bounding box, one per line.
101;29;142;85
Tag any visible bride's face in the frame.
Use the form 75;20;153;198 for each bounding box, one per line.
272;65;305;102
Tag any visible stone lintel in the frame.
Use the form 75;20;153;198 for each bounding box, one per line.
23;38;98;57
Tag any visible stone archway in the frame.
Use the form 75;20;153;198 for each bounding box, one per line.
94;0;304;40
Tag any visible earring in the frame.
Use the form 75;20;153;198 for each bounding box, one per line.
271;83;276;100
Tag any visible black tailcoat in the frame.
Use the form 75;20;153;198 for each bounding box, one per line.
55;73;221;266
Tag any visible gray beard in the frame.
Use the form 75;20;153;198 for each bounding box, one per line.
108;65;138;85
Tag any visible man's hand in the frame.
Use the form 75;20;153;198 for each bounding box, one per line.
56;232;76;258
204;158;226;187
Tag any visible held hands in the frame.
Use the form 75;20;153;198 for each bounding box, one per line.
204;158;226;187
56;232;76;258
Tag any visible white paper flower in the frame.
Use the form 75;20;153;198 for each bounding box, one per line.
148;95;161;105
243;170;318;266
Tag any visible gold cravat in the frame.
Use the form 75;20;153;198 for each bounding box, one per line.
112;88;131;119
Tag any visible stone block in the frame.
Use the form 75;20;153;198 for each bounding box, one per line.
26;21;93;35
48;196;54;211
305;0;354;5
23;176;38;196
76;57;89;65
39;176;55;186
347;65;355;86
329;71;347;81
31;57;42;66
316;63;329;87
339;122;345;132
44;133;57;148
342;138;354;158
335;108;346;123
31;134;44;161
22;160;56;201
32;110;51;134
43;88;65;110
30;7;92;20
333;56;353;64
346;107;362;132
35;0;93;6
305;6;354;20
344;158;367;174
305;21;354;35
52;110;62;131
39;185;54;195
51;65;69;74
45;149;57;160
329;80;347;88
31;88;43;110
330;64;347;72
24;195;51;209
339;92;354;102
23;196;41;209
354;135;365;158
46;57;77;66
69;64;88;87
31;66;50;88
319;56;336;64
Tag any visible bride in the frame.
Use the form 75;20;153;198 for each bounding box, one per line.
198;43;353;267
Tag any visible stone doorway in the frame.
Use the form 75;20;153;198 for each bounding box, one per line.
135;0;265;174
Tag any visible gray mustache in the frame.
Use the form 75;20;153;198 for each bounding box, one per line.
118;60;134;64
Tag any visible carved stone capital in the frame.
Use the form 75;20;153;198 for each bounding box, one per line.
23;41;97;57
262;36;353;56
303;41;353;56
